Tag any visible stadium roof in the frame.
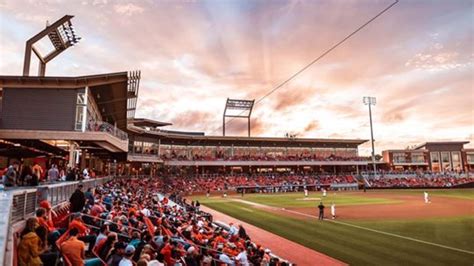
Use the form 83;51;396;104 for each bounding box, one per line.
128;125;368;148
0;71;140;130
414;141;470;150
131;118;172;128
383;149;428;152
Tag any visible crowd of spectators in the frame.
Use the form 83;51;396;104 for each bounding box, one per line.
1;163;98;187
162;153;367;162
368;176;474;188
16;177;288;266
157;174;357;194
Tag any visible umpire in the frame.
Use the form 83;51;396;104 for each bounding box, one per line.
318;202;325;220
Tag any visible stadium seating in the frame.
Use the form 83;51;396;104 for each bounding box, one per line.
15;177;289;266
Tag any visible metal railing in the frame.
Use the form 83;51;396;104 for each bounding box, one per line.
2;175;117;266
87;120;128;140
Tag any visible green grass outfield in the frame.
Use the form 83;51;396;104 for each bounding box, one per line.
216;191;401;208
194;189;474;266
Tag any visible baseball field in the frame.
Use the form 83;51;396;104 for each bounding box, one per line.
193;189;474;266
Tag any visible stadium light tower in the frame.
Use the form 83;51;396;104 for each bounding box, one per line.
23;15;81;76
363;96;377;176
223;98;255;137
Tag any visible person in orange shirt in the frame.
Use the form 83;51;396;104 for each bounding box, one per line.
61;228;101;266
160;241;177;266
35;207;62;247
68;213;96;253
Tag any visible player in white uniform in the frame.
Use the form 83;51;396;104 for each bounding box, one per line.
424;191;430;203
331;203;336;219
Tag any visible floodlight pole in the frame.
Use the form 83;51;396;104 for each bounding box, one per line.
364;96;377;176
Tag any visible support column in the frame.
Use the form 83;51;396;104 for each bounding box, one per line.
68;142;76;168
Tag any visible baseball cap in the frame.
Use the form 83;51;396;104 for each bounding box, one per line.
125;245;135;255
39;200;51;210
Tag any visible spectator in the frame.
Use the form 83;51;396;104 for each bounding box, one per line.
32;163;43;182
84;187;95;207
17;217;43;266
19;164;33;186
83;168;90;179
70;184;86;212
61;228;100;266
118;245;135;266
238;224;247;239
4;165;17;187
235;247;250;266
218;248;234;265
94;224;109;248
107;241;127;266
35;207;60;246
47;164;59;182
97;232;118;261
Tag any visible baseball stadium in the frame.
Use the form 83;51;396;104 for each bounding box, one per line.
0;1;473;266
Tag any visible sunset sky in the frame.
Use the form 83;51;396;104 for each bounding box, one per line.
1;0;473;155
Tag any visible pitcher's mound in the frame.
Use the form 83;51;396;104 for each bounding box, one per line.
296;197;321;201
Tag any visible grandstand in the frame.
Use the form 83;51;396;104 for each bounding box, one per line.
1;12;474;266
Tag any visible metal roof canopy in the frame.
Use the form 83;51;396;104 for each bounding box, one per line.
0;71;139;130
23;15;82;77
223;98;255;137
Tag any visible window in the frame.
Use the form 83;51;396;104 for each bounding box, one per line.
411;153;425;163
441;152;451;171
430;152;441;172
441;152;450;163
393;153;406;163
75;106;85;130
75;92;87;131
451;152;461;170
467;154;474;163
77;93;85;104
134;141;143;153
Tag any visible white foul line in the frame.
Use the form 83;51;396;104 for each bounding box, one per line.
281;208;474;256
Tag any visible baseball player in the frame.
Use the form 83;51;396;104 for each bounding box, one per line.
424;191;430;203
331;203;336;219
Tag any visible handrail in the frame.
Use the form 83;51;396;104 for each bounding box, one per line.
2;175;121;266
87;120;128;141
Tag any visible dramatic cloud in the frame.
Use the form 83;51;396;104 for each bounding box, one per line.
304;121;319;133
0;0;472;154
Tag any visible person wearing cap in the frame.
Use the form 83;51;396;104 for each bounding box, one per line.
118;245;135;266
106;241;126;266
